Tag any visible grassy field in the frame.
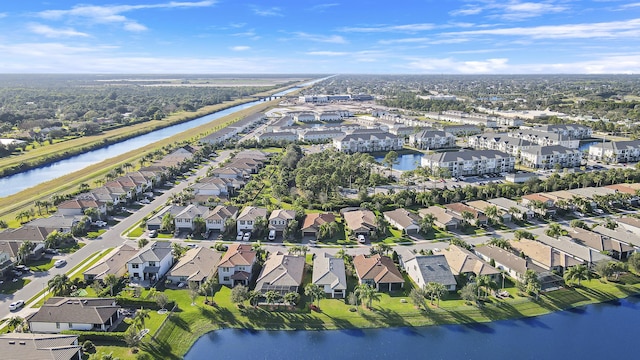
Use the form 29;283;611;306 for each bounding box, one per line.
88;271;640;359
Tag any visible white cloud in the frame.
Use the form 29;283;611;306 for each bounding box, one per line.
307;3;339;12
250;6;283;17
442;18;640;40
0;12;7;19
450;1;568;21
36;1;215;32
230;46;250;51
28;23;90;38
306;51;348;56
293;32;347;44
406;57;509;73
339;23;435;33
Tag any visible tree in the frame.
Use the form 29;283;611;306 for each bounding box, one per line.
374;243;392;256
628;252;640;274
172;243;188;260
419;213;435;234
382;150;399;174
104;274;119;297
8;316;24;332
564;264;590;286
189;282;200;305
248;290;262;307
409;288;426;310
231;285;249;305
18;240;35;265
545;222;563;239
355;283;380;309
133;309;150;330
161;213;175;233
264;290;282;305
138;238;149;249
484;205;499;224
253;216;268;237
488;237;510;250
514;229;534;241
192;217;206;237
461;210;475;227
459;283;478;305
520;270;542;298
476;275;496;299
304;283;325;307
48;274;71;296
570;219;588;230
123;327;141;348
603;217;618;230
284;292;300;305
200;276;218;303
154;293;169;310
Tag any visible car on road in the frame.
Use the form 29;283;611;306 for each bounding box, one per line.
9;300;25;311
14;265;29;272
574;211;585;217
187;244;197;249
357;234;366;243
54;259;67;268
242;232;251;241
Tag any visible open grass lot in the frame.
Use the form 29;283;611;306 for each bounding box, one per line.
88;271;640;359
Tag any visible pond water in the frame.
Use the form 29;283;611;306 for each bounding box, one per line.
185;296;640;360
0;80;323;198
375;153;423;171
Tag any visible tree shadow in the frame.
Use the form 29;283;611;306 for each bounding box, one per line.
141;339;181;360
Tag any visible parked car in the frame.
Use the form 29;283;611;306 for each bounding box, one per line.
54;259;67;268
93;220;107;227
44;248;58;255
357;234;366;243
14;265;29;272
9;300;24;311
268;229;276;241
236;232;244;241
594;209;604;214
242;232;251;241
149;229;158;238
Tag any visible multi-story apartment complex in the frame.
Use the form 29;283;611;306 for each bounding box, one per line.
427;111;498;128
333;129;403;153
467;133;534;156
535;124;592;139
420;149;515;177
519;145;583;169
508;128;580;149
409;130;456;150
588;140;640;163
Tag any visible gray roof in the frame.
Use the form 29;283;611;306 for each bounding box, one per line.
0;333;81;360
28;297;119;325
423;149;512;163
147;205;187;227
475;245;543;276
167;247;222;282
591;140;640;151
237;206;268;221
128;241;173;264
534;234;611;264
312;253;347;291
83;244;138;280
255;252;305;292
413;130;451;138
521;145;581;156
404;255;457;287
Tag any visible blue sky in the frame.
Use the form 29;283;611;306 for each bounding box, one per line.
2;1;640;74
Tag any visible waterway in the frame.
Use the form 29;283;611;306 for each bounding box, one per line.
184;296;640;360
0;82;318;198
375;153;424;171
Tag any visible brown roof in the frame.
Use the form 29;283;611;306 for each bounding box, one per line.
83;244;138;281
301;212;336;232
443;244;500;277
605;183;638;194
343;210;377;232
419;206;462;226
218;243;256;268
569;227;634;255
383;208;420;229
255;252;305;292
353;254;404;284
444;202;487;221
167;247;222;282
0;226;49;242
522;193;554;203
617;216;640;229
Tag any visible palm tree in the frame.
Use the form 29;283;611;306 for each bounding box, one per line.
603;217;618;230
488;237;510;250
133;309;150;330
18;241;35;265
104;274;119;297
8;316;24;332
564;264;590;286
429;282;447;307
283;292;300;305
419;213;435;234
355;283;381;309
304;283;325;307
461;210;475;227
48;274;71;296
545;222;563;239
374;243;392;256
484;205;499;224
264;290;281;305
508;206;522;220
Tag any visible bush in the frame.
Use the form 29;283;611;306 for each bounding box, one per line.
116;296;171;310
82;340;95;353
61;330;125;343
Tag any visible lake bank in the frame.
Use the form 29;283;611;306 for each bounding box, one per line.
184;295;640;360
137;276;640;359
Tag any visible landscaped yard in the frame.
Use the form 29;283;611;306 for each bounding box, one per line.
0;278;31;295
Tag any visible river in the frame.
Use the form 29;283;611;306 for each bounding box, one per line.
184;296;639;360
0;81;320;198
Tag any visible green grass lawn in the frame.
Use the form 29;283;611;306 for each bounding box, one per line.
28;258;57;272
0;278;31;295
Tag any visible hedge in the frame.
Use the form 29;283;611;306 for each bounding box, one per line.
61;330;125;343
116;296;174;310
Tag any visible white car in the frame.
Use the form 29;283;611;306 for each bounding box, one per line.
9;300;24;311
54;259;67;268
236;232;244;241
242;232;251;241
94;220;107;227
357;234;366;243
594;209;604;214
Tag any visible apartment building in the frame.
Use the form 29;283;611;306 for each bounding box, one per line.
519;145;583;169
420;149;515;177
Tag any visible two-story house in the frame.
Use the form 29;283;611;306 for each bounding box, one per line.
218;244;257;287
127;241;174;286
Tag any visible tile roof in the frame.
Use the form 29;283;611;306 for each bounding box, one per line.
353;254;404;284
167;247;222;283
28;297;119;325
442;245;500;277
312;253;347;291
218;243;256;268
255;252;305;292
0;333;81;360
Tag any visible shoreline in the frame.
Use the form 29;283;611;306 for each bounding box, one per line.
153;279;640;358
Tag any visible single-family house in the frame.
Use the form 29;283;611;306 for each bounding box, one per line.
402;254;457;291
204;205;238;233
487;198;534;220
83;244;138;282
0;333;82;360
383;208;421;234
237;206;269;233
166;247;222;286
568;227;635;260
312;253;347;298
174;204;210;232
353;254;404;292
535;234;611;267
127;241;174;286
442;245;501;283
343;210;377;237
27;297;121;333
255;252;305;294
617;217;640;234
475;245;545;279
444;203;488;226
300;213;337;238
508;238;582;274
466;200;511;223
146;205;186;231
418;206;461;230
218;244;257;287
268;209;297;234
